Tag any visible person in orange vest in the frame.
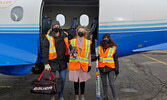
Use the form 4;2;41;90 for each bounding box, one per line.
42;20;70;100
68;26;92;100
98;33;119;100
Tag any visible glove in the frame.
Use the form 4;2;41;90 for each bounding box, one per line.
88;66;91;72
45;64;51;71
115;70;119;76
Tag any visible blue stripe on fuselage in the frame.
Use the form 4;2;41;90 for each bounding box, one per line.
0;30;39;32
0;27;39;29
99;23;167;28
99;19;167;24
0;26;40;33
99;27;167;33
0;24;39;26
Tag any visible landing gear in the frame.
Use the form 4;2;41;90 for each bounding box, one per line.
31;63;44;74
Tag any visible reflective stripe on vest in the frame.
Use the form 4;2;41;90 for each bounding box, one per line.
98;46;117;68
85;40;91;58
71;39;76;47
45;34;57;60
70;56;89;63
64;37;69;55
99;58;114;62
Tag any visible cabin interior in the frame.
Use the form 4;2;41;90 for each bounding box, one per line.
41;0;99;38
40;0;99;53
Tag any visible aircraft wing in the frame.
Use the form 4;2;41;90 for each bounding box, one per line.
0;43;37;66
132;42;167;53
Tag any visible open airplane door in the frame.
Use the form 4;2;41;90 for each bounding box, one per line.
0;0;43;75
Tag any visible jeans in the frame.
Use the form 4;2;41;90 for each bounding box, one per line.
52;69;66;98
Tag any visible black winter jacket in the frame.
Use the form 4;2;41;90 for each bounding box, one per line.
42;29;68;71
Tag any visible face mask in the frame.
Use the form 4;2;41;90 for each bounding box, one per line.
78;32;84;37
53;27;60;33
103;39;109;44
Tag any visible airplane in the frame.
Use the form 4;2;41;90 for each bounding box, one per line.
0;0;167;76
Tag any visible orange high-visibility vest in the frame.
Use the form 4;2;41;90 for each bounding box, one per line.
98;46;117;69
45;34;69;60
64;37;69;55
69;38;92;72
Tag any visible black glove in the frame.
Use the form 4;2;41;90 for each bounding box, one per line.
115;70;119;76
93;55;99;60
88;66;91;72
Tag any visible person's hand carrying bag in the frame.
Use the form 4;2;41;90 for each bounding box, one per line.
44;64;51;71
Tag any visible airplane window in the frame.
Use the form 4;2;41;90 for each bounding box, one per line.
11;6;23;22
80;14;89;27
56;14;65;26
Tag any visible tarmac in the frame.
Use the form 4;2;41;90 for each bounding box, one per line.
142;49;167;54
0;50;167;100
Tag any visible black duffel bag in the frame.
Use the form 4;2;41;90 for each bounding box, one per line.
30;69;63;94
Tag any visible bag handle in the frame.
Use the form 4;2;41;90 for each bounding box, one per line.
45;70;47;78
48;70;52;80
49;69;56;79
38;69;52;81
38;69;46;81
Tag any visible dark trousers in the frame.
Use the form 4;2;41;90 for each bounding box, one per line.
100;71;118;100
74;80;85;95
